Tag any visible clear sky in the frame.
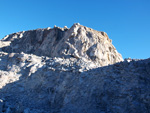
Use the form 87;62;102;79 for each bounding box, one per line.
0;0;150;59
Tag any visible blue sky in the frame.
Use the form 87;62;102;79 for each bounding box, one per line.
0;0;150;59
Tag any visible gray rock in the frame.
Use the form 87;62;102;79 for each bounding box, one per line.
0;99;3;112
0;23;123;67
0;24;150;113
24;108;30;113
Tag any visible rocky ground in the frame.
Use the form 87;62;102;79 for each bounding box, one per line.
0;24;150;113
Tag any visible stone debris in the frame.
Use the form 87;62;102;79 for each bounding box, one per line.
0;23;150;113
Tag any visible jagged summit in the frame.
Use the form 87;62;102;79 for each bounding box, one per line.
0;23;123;66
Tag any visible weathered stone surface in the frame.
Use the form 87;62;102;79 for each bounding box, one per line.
0;23;123;66
0;51;149;113
0;24;150;113
0;99;3;112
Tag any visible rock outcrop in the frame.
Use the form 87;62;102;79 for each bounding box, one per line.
0;23;123;66
0;24;150;113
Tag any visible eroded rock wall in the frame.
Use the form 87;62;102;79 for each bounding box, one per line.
1;23;123;66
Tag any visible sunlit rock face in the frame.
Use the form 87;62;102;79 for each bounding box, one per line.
0;23;123;66
1;24;149;113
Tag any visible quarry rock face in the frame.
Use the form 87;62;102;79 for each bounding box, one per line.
0;24;150;113
1;23;123;66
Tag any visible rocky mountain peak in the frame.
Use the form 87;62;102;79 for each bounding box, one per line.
0;24;150;113
0;23;123;66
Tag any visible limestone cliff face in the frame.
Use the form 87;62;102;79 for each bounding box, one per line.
1;23;123;66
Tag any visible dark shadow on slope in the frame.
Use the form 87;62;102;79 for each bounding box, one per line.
0;58;150;113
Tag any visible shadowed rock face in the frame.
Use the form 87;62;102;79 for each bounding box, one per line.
0;23;123;66
0;51;149;113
